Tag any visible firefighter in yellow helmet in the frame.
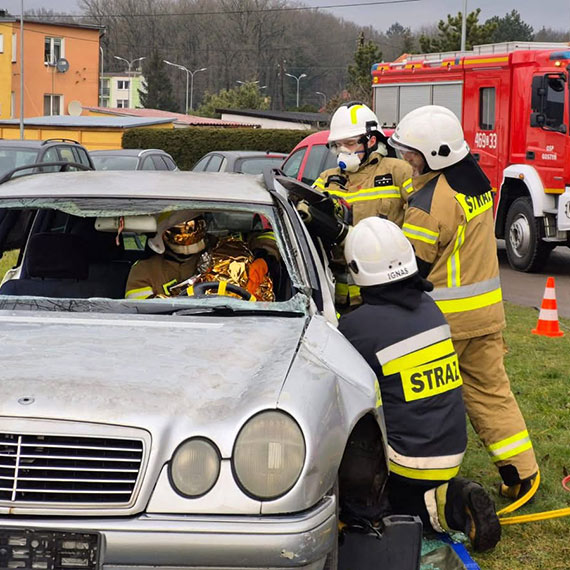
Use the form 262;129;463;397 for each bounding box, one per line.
338;217;501;552
124;212;208;300
309;102;414;308
389;105;539;502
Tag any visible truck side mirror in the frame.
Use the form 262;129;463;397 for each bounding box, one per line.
530;112;546;127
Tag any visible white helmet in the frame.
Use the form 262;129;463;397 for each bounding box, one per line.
328;102;384;144
344;217;418;287
389;105;469;170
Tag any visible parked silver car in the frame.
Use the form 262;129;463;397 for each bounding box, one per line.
0;170;388;569
90;148;178;171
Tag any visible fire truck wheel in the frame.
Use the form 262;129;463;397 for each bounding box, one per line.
505;197;552;272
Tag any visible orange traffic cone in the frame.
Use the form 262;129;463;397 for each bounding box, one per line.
532;277;564;337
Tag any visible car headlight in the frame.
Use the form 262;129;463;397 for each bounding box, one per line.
169;438;221;498
233;410;305;500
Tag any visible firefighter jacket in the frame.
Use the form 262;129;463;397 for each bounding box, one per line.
313;152;414;227
125;254;200;299
339;281;466;484
313;152;414;306
403;166;505;340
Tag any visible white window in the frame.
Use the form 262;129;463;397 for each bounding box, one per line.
117;99;129;108
44;94;62;115
44;37;64;65
0;34;4;54
11;34;16;63
117;80;130;90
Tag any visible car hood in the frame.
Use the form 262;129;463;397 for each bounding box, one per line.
0;311;306;450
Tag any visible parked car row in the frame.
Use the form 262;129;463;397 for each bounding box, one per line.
0;133;334;182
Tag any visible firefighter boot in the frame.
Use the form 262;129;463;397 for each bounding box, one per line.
499;467;539;502
440;478;501;552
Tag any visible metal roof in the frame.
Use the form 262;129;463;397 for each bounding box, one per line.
89;149;170;157
0;171;274;204
0;116;173;128
85;107;258;128
202;150;287;158
216;108;330;124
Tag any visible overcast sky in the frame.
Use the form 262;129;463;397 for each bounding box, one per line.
2;0;569;32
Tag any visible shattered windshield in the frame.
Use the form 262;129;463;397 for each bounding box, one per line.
0;197;309;316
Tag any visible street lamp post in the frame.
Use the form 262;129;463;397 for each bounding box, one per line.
285;72;307;108
113;55;146;108
461;0;467;51
316;91;327;108
164;60;207;113
19;0;24;138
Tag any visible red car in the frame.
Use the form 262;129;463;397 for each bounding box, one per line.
282;128;395;185
281;131;336;185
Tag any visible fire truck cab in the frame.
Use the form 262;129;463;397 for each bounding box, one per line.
372;41;570;272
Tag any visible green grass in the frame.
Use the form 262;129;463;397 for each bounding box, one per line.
464;302;570;569
0;250;19;281
0;249;568;567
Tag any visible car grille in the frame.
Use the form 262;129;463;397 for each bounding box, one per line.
0;433;144;505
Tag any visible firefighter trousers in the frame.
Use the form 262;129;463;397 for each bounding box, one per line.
453;331;538;482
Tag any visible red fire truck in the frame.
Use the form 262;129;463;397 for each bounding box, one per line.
372;41;570;272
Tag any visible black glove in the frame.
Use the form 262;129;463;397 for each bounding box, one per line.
306;195;349;245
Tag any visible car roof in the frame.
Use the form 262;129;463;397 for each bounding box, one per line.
0;140;78;149
205;150;287;159
0;171;274;204
90;149;168;157
292;130;329;151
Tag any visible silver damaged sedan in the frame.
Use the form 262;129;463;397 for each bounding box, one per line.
0;170;389;569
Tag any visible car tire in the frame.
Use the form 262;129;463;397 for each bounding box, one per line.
323;478;339;570
505;197;552;272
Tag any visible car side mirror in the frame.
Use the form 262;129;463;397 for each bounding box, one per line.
530;112;546;128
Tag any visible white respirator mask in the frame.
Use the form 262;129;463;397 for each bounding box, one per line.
335;148;362;172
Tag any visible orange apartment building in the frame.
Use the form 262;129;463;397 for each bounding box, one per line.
0;13;102;120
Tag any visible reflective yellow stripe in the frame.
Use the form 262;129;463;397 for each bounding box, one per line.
446;224;465;288
488;430;533;462
248;293;257;302
382;338;455;376
162;279;177;296
350;104;364;124
256;231;276;241
313;178;325;190
389;460;460;481
335;283;360;299
402;223;439;245
327;186;400;203
218;280;227;296
435;288;502;314
402;178;414;193
186;285;194;296
125;286;153;300
374;379;382;408
455;191;494;222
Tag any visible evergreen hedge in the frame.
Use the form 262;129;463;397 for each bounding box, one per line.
122;127;315;171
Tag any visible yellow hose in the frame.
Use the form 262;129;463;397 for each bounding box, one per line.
497;471;570;525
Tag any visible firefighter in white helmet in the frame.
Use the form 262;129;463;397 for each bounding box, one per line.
308;102;414;308
389;105;539;502
338;217;501;552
